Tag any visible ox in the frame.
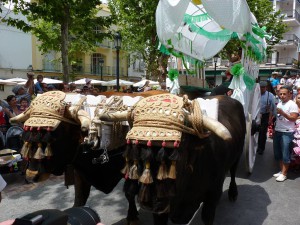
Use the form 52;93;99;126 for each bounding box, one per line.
99;94;246;225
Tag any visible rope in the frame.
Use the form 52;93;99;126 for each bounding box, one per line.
191;100;210;138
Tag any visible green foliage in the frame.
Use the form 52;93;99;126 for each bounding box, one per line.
1;0;113;82
108;0;164;80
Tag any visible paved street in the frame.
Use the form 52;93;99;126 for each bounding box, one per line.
1;138;300;225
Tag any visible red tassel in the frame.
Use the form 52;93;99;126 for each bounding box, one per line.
174;140;180;148
147;140;152;147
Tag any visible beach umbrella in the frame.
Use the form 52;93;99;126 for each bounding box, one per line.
19;78;63;85
72;78;105;85
133;79;159;87
6;77;27;83
102;79;134;86
0;79;17;85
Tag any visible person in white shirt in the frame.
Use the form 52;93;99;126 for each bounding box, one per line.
273;85;299;182
280;74;288;85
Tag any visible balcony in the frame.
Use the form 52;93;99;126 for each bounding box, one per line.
281;9;300;26
42;60;127;78
95;39;112;48
265;57;298;67
277;33;300;47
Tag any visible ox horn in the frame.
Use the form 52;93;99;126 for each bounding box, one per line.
201;115;232;141
10;108;32;124
67;96;91;132
76;109;91;132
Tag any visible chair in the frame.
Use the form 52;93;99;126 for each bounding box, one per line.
5;126;24;152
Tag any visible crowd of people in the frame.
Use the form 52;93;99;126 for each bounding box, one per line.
258;71;300;182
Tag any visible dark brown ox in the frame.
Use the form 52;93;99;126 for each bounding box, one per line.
99;94;246;225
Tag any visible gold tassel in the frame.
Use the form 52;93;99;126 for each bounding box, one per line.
128;160;139;180
20;142;28;156
139;161;153;184
121;157;130;179
168;160;176;179
44;143;53;158
157;160;168;180
25;143;32;159
34;143;45;160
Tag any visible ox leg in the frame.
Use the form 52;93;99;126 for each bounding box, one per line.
228;160;239;202
153;213;168;225
201;181;223;225
73;169;91;207
124;179;139;225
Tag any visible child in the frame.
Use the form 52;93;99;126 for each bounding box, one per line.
19;97;29;112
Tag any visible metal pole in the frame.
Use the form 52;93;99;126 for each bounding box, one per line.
100;65;103;81
116;48;120;92
214;62;217;87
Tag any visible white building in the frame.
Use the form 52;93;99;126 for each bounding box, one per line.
0;6;32;78
262;0;300;75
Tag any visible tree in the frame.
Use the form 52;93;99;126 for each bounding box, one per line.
1;0;113;83
222;0;287;61
108;0;168;81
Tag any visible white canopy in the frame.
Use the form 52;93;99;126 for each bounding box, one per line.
5;77;27;83
72;78;105;85
19;77;63;85
156;0;266;61
102;79;134;86
133;79;159;87
0;79;17;85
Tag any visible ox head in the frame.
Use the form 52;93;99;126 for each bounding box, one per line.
97;93;233;215
10;91;91;182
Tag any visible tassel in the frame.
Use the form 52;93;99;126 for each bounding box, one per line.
156;141;167;162
128;160;139;180
157;161;168;180
34;143;45;160
156;179;169;198
168;160;176;179
42;127;52;143
123;139;131;158
20;142;29;156
129;139;139;161
44;143;53;159
139;161;153;184
138;183;153;206
121;157;130;179
27;143;33;159
22;126;31;142
23;142;31;160
141;140;153;161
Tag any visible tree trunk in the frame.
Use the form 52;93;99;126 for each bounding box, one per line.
61;4;70;83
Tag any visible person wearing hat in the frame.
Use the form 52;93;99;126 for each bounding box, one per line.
280;74;289;85
268;71;280;91
12;72;34;104
257;81;276;155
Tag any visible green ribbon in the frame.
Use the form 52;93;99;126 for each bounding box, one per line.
184;13;211;23
243;73;256;90
168;69;179;81
252;23;271;40
230;63;245;77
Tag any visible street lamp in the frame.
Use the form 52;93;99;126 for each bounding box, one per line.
213;54;220;86
98;58;104;80
114;32;122;92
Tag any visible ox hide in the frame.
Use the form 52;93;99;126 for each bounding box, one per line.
170;95;245;224
25;122;83;182
122;95;246;224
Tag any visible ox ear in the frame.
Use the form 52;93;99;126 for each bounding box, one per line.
67;96;91;132
99;111;129;122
